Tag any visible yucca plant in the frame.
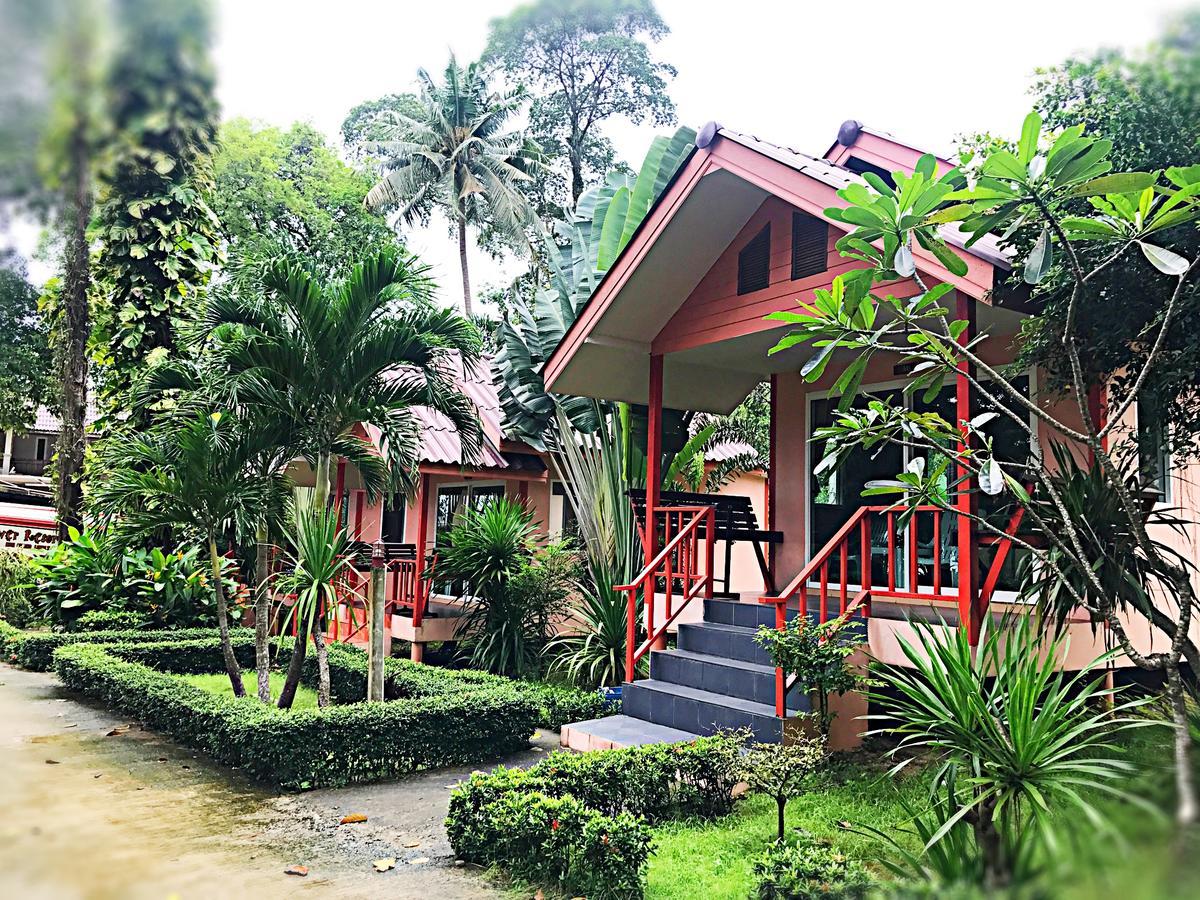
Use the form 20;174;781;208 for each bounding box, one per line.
274;493;358;708
868;615;1156;891
548;578;642;688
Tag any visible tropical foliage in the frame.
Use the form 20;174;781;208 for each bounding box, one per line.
436;497;575;677
742;738;828;842
358;55;540;316
0;259;51;431
755;613;861;738
863;618;1152;891
768;109;1200;823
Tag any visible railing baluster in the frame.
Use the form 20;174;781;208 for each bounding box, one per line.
860;515;872;616
933;510;942;595
819;558;828;621
908;514;918;594
887;511;897;593
839;539;848;615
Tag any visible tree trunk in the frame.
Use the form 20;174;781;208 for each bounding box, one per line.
313;452;331;509
776;796;787;842
1167;662;1197;825
974;796;1007;889
457;217;472;318
277;621;307;710
254;521;271;703
312;622;331;707
570;143;585;206
209;535;245;697
368;559;386;701
55;82;93;538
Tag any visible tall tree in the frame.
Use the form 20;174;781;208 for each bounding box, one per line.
201;247;485;704
484;0;677;206
212;119;398;274
0;257;51;433
36;2;104;535
357;55;539;317
93;0;221;407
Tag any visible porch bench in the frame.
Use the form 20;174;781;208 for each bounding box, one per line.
628;488;783;596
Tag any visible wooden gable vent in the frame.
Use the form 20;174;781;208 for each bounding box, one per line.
791;212;828;281
737;224;772;295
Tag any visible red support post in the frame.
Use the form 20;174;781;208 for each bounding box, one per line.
774;599;786;717
859;516;872;617
646;353;665;651
767;373;779;590
955;292;982;645
412;472;431;631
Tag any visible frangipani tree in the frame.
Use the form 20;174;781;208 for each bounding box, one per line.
768;112;1200;823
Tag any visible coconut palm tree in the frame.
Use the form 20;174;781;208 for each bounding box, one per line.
363;54;539;316
202;246;484;704
88;411;285;696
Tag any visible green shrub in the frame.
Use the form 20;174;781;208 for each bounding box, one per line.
452;788;651;900
77;609;149;631
0;617;24;658
314;641;609;731
52;640;539;789
0;549;37;627
13;626;231;671
752;837;872;900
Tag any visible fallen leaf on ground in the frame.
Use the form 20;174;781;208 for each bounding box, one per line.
44;759;59;765
105;727;129;737
339;813;368;825
93;773;102;779
64;723;77;728
403;841;420;848
531;732;541;740
408;857;431;866
284;865;308;877
372;858;396;873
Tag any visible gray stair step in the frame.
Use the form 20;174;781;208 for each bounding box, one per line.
677;621;772;665
560;714;701;751
622;679;784;743
650;648;808;711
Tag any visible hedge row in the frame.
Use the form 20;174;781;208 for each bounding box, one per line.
318;642;611;732
8;626;231;671
446;732;745;899
0;618;23;657
54;640;540;789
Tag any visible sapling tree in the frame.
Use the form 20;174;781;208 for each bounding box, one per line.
767;111;1200;823
742;738;827;842
755;613;860;738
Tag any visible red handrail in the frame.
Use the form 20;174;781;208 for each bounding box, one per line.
618;505;716;681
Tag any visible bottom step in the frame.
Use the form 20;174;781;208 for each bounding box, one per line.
560;714;701;752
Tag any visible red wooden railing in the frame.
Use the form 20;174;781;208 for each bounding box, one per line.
618;505;716;681
759;503;1026;717
329;550;435;642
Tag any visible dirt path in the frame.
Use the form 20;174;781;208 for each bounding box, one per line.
0;663;555;899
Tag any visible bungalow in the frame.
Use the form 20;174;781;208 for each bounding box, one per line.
543;120;1200;750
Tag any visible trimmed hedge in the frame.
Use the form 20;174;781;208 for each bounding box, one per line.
54;640;540;789
10;626;232;671
0;618;23;658
446;733;745;899
318;642;610;732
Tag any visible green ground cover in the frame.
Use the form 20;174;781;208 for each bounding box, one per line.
647;726;1200;900
179;670;318;710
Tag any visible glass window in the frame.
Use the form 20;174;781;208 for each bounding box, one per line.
1137;394;1171;502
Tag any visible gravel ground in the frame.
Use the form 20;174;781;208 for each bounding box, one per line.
0;663;556;899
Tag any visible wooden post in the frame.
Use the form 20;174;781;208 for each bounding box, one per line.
767;374;779;591
411;471;431;663
368;541;386;701
954;292;982;645
646;354;665;651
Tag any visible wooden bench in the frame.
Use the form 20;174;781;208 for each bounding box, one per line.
628;489;783;596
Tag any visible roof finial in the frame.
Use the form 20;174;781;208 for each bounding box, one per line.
837;120;863;146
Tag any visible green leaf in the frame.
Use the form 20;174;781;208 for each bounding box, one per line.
801;342;837;381
1138;242;1190;276
1068;172;1157;197
1018;111;1041;165
1024;227;1052;285
983;151;1027;182
596;187;630;271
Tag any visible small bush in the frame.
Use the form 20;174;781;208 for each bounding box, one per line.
447;733;745;899
752;836;872;900
52;640;540;789
0;617;24;658
77;609;149;632
0;549;37;627
454;788;651;900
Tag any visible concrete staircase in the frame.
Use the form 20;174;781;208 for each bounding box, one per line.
561;598;812;750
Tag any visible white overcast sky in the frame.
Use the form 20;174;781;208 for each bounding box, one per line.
10;0;1196;300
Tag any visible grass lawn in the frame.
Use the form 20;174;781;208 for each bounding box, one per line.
647;751;927;900
647;727;1200;900
179;670;319;710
